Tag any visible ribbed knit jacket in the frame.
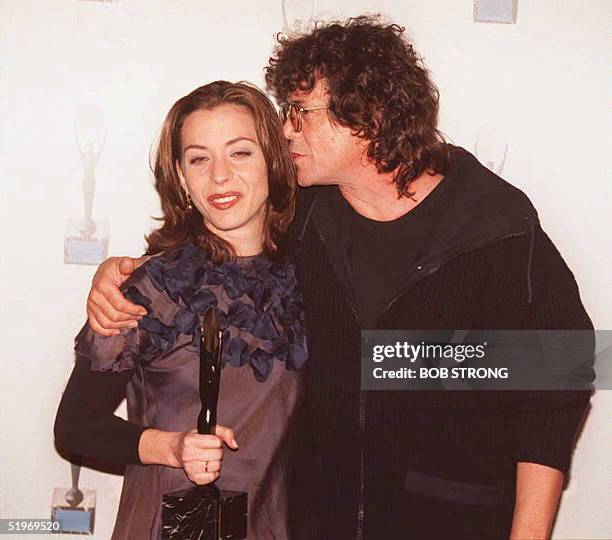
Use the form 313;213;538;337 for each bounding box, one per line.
286;147;593;540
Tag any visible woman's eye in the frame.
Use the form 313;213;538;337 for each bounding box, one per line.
189;156;207;165
232;151;252;158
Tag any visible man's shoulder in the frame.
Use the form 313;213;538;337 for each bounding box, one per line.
443;144;540;232
447;145;534;211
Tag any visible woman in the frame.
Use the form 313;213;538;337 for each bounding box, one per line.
54;81;307;539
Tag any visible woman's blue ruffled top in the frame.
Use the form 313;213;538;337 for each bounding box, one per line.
123;243;308;382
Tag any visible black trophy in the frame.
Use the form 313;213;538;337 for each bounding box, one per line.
161;307;248;539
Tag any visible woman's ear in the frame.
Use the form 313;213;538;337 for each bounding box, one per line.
175;159;188;195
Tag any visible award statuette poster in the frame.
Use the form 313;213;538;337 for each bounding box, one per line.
51;463;96;535
162;308;247;540
282;0;315;33
64;104;109;266
474;126;509;175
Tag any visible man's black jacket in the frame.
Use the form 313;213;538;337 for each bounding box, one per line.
286;146;593;539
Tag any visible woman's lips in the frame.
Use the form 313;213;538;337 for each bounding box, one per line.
207;192;241;210
291;152;304;160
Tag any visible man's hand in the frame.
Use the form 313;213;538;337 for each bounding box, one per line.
86;256;149;336
510;462;564;539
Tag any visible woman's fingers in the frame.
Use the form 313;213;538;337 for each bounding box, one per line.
202;460;222;473
184;432;223;449
184;455;222;473
180;432;224;460
214;425;239;449
175;427;238;484
187;471;220;485
183;446;224;463
181;433;223;485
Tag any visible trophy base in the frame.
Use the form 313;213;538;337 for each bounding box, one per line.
64;219;109;265
162;486;247;540
51;488;95;534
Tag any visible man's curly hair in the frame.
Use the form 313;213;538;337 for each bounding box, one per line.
265;15;448;196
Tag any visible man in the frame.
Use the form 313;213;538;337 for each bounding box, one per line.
86;16;592;539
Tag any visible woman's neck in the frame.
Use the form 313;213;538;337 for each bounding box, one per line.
206;218;264;257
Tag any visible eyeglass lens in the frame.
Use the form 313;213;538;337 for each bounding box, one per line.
280;103;301;132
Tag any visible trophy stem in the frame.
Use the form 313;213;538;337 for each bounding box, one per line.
162;306;247;539
198;308;222;436
65;462;84;508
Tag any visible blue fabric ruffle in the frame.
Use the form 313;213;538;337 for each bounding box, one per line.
124;244;308;382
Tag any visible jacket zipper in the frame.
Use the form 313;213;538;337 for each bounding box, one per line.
314;224;529;539
357;367;365;540
351;305;366;540
360;230;529;537
379;230;530;322
344;282;365;540
314;228;366;539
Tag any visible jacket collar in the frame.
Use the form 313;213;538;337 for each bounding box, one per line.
294;146;540;309
410;146;539;272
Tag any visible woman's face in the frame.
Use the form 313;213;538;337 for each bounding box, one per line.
176;104;269;255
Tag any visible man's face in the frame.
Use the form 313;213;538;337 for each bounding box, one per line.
283;78;367;187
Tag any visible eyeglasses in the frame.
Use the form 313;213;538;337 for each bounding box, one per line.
279;102;329;133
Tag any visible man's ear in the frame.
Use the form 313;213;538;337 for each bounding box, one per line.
175;159;188;194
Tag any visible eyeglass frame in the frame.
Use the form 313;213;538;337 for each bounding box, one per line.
279;102;329;133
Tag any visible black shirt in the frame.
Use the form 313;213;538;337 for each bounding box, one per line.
333;174;453;328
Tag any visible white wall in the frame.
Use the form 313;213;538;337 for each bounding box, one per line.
0;1;609;538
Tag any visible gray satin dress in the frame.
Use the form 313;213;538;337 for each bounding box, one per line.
75;244;308;539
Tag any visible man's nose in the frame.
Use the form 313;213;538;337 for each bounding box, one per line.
282;117;297;140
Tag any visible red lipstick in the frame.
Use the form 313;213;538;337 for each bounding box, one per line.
207;192;241;210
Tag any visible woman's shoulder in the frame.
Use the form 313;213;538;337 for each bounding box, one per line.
135;243;299;299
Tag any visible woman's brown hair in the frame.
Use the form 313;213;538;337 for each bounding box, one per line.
146;81;297;262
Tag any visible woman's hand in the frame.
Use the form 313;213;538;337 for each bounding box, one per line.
172;426;239;485
87;256;149;336
139;425;239;486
